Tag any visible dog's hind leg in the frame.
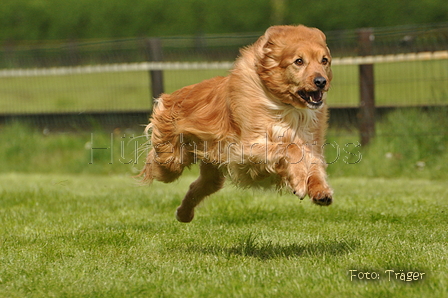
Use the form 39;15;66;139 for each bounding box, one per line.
176;162;225;223
140;148;185;184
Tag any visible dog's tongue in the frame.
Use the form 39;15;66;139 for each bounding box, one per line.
310;91;323;103
298;90;324;106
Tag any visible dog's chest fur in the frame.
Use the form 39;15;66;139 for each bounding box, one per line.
217;103;321;189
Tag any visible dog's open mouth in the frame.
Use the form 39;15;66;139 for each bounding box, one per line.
298;90;324;109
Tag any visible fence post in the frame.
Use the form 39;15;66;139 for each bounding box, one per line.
145;38;164;102
357;28;375;146
66;39;80;66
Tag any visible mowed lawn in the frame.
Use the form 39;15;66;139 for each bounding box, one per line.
0;172;447;297
1;58;447;113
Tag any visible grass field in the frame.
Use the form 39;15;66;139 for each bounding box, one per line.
0;104;447;296
0;172;447;297
0;59;447;113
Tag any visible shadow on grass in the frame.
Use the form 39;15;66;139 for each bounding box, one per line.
187;233;358;260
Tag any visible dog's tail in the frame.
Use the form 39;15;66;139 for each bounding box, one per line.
135;123;155;184
136;151;155;184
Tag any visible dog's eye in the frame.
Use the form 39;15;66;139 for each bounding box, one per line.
294;58;304;66
322;57;329;65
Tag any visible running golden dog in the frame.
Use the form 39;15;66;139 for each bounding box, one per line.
141;25;333;222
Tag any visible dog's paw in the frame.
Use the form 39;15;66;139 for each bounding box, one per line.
175;207;195;223
292;181;307;200
309;187;333;206
293;189;307;200
312;194;333;206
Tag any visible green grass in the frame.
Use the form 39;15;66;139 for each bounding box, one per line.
0;69;229;113
0;71;152;113
1;59;447;113
0;122;141;175
0;173;447;297
0;107;447;296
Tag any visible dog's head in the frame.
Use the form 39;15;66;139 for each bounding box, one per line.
255;25;332;110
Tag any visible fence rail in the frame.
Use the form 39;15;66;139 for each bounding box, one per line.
1;50;447;78
0;62;235;78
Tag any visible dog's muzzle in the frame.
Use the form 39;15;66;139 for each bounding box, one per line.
298;90;324;109
298;76;327;109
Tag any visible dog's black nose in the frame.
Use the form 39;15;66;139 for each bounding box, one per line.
314;77;327;89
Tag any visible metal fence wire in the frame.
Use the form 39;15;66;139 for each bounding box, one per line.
2;23;447;68
0;23;447;137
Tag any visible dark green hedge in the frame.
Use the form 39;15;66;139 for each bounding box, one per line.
1;0;447;40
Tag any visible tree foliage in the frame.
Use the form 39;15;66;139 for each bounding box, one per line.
0;0;447;40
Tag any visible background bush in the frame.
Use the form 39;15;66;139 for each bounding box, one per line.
1;0;447;41
326;107;448;180
1;107;447;180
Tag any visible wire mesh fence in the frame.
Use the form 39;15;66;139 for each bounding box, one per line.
2;23;447;68
0;23;447;136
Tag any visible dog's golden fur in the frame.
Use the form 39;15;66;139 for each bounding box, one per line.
140;25;334;222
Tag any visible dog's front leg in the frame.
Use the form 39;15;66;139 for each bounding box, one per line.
277;144;309;200
306;155;333;206
279;145;333;205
